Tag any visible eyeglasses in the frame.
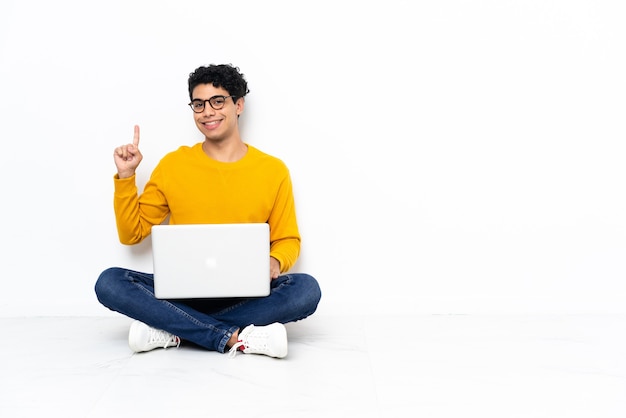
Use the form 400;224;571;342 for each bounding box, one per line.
188;95;234;113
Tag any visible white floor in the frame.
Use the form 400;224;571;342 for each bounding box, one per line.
1;314;625;417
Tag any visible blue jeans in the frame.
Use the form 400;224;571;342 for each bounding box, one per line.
95;267;322;353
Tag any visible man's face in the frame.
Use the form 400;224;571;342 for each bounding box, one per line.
191;83;243;143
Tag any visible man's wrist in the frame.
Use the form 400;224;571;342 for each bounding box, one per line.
116;171;135;179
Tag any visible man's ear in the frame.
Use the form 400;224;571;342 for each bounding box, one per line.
236;97;245;115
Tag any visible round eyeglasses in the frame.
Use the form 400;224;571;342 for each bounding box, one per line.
188;95;234;113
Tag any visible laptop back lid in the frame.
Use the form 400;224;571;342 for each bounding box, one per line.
151;223;270;299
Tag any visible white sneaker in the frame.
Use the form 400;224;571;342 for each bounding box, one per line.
128;320;181;353
228;323;288;358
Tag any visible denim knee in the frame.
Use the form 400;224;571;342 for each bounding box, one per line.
300;273;322;306
288;273;322;317
94;267;125;307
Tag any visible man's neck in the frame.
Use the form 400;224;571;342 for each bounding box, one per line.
202;138;248;162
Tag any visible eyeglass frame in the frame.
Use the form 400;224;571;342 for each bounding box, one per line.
188;95;235;113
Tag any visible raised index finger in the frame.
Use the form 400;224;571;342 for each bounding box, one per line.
133;125;140;147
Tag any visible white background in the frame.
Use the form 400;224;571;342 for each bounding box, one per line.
0;0;624;317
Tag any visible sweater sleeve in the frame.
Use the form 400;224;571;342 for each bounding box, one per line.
268;170;301;272
113;169;169;245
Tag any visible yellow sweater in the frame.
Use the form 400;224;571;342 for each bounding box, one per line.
113;143;301;272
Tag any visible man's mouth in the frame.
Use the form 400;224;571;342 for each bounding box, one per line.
203;120;221;129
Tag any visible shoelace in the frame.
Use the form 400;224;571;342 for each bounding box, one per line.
227;341;245;358
149;328;181;349
227;325;257;358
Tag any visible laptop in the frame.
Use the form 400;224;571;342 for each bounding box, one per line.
151;223;270;299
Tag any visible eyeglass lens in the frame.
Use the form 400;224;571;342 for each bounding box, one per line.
189;96;230;112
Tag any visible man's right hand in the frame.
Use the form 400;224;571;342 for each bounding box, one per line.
114;125;143;179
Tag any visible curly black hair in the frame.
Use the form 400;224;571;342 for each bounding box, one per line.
188;64;250;101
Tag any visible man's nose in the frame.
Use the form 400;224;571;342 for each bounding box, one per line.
202;103;216;114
